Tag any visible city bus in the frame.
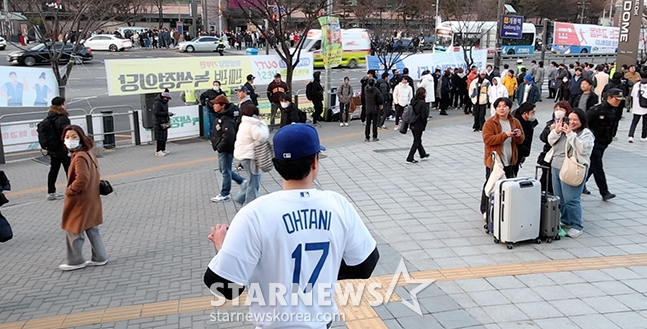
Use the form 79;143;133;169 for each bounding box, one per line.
551;22;619;54
435;21;537;57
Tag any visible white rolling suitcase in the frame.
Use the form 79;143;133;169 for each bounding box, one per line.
492;177;541;249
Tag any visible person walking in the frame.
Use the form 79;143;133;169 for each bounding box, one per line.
393;77;413;131
406;88;431;164
233;105;270;206
153;89;174;157
628;70;647;143
42;97;71;201
479;97;524;219
469;70;491;132
267;74;289;126
585;88;622;200
58;125;108;271
306;71;324;126
210;95;246;203
502;70;518;101
362;78;384;142
337;77;353;127
545;109;594;238
488;77;509;117
204;123;378;329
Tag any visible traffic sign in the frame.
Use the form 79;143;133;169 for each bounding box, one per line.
500;15;523;39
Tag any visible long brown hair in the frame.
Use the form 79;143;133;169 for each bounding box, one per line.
62;125;94;152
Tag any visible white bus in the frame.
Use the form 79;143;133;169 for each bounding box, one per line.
435;21;537;57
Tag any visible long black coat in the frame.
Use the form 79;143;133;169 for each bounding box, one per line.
46;105;71;158
153;95;170;142
410;98;429;132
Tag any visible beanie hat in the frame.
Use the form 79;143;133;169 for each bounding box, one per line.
524;74;533;82
161;88;172;99
51;96;65;106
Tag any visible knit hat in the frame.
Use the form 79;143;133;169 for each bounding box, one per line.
524;74;533;83
51;96;65;106
161;88;172;99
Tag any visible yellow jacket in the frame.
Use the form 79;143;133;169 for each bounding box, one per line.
502;75;518;97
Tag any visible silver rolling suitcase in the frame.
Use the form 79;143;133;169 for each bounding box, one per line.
492;177;542;249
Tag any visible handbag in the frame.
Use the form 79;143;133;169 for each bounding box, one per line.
86;152;114;196
0;212;12;243
254;140;274;172
559;141;586;186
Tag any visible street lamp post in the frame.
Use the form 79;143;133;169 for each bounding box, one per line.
577;1;590;24
433;0;439;53
494;0;505;68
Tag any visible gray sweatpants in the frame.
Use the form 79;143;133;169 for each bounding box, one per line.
66;226;108;265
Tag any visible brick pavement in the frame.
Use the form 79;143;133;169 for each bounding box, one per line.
1;99;647;328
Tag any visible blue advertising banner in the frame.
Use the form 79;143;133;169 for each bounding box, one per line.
501;15;523;39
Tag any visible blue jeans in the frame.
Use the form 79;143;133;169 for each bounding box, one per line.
551;166;587;230
234;159;260;206
218;152;244;196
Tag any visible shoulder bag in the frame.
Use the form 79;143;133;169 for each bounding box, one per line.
86;152;114;196
559;140;586;186
254;140;274;172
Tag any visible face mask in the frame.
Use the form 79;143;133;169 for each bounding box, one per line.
64;139;80;150
280;102;289;108
528;114;536;121
554;110;566;119
213;86;220;91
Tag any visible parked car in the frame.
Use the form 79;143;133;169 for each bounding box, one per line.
7;43;93;66
0;37;6;50
421;36;435;50
176;36;226;54
392;38;414;52
82;34;132;52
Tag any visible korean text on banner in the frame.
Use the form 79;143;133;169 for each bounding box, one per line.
367;50;488;79
0;66;59;107
318;16;342;68
133;106;201;143
104;53;314;96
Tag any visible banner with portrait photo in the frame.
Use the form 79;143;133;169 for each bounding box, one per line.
0;67;59;107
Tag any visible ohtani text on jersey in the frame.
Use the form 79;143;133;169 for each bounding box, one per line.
282;209;332;234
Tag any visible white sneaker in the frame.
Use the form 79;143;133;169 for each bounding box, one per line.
642;138;647;142
162;150;170;155
155;151;166;157
394;125;399;130
340;122;344;127
566;228;583;238
85;259;108;266
210;194;231;202
344;122;349;127
381;125;386;129
629;137;634;143
58;263;86;271
47;193;64;201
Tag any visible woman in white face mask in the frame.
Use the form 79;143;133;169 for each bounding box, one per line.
537;101;573;194
57;125;108;271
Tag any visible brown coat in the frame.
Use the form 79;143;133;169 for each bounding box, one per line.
61;151;103;234
482;113;525;168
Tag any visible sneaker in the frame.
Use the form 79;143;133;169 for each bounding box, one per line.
629;137;634;143
47;193;64;201
162;150;170;155
314;122;322;127
642;138;647;142
211;194;231;202
420;154;430;160
372;137;379;142
560;222;572;230
58;263;86;271
361;121;366;125
236;164;244;171
364;138;370;142
602;193;616;201
381;125;386;129
85;259;108;266
155;151;166;157
394;125;399;131
566;228;583;238
406;159;419;164
582;188;591;195
340;122;344;127
344;122;349;127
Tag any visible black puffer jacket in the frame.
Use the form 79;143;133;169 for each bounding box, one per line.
409;98;429;132
153;95;171;142
211;103;239;153
279;103;300;127
512;109;539;160
46;105;71;158
363;85;384;115
587;100;617;146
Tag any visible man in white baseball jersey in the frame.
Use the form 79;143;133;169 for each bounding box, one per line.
204;123;379;329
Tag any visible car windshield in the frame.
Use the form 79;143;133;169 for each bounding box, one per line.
30;44;46;51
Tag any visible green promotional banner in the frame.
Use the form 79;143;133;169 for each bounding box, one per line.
318;16;342;68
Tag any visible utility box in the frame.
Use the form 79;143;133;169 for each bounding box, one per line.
141;93;157;129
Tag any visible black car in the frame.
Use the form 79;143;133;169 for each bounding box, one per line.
7;43;93;66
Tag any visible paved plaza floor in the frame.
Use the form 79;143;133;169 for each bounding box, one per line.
1;99;647;329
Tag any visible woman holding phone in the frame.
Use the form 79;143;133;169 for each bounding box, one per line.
538;101;573;193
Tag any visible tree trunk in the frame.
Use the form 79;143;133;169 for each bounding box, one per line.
58;85;66;98
158;9;164;28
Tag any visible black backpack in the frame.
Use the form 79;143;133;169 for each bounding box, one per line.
305;82;313;101
37;116;60;152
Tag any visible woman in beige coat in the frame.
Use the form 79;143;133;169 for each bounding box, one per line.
59;125;108;271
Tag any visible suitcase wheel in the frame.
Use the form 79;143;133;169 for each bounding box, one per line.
506;243;513;250
546;238;552;243
484;224;490;234
535;238;542;244
494;237;500;244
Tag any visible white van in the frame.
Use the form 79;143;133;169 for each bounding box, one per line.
300;28;371;68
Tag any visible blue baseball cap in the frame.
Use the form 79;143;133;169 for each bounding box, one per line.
234;85;250;93
273;123;326;160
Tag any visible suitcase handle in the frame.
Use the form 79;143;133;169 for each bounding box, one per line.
519;181;534;188
536;165;551;194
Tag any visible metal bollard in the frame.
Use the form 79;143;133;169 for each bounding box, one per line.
0;124;5;164
293;94;299;110
101;110;115;149
132;111;141;146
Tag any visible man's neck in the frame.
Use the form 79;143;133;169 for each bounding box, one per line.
283;179;314;190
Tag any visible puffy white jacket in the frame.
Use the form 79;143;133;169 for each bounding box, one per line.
393;83;413;106
418;74;436;103
488;77;509;117
234;115;270;160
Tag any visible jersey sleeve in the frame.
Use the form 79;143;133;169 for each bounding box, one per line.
341;197;377;266
207;207;262;285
